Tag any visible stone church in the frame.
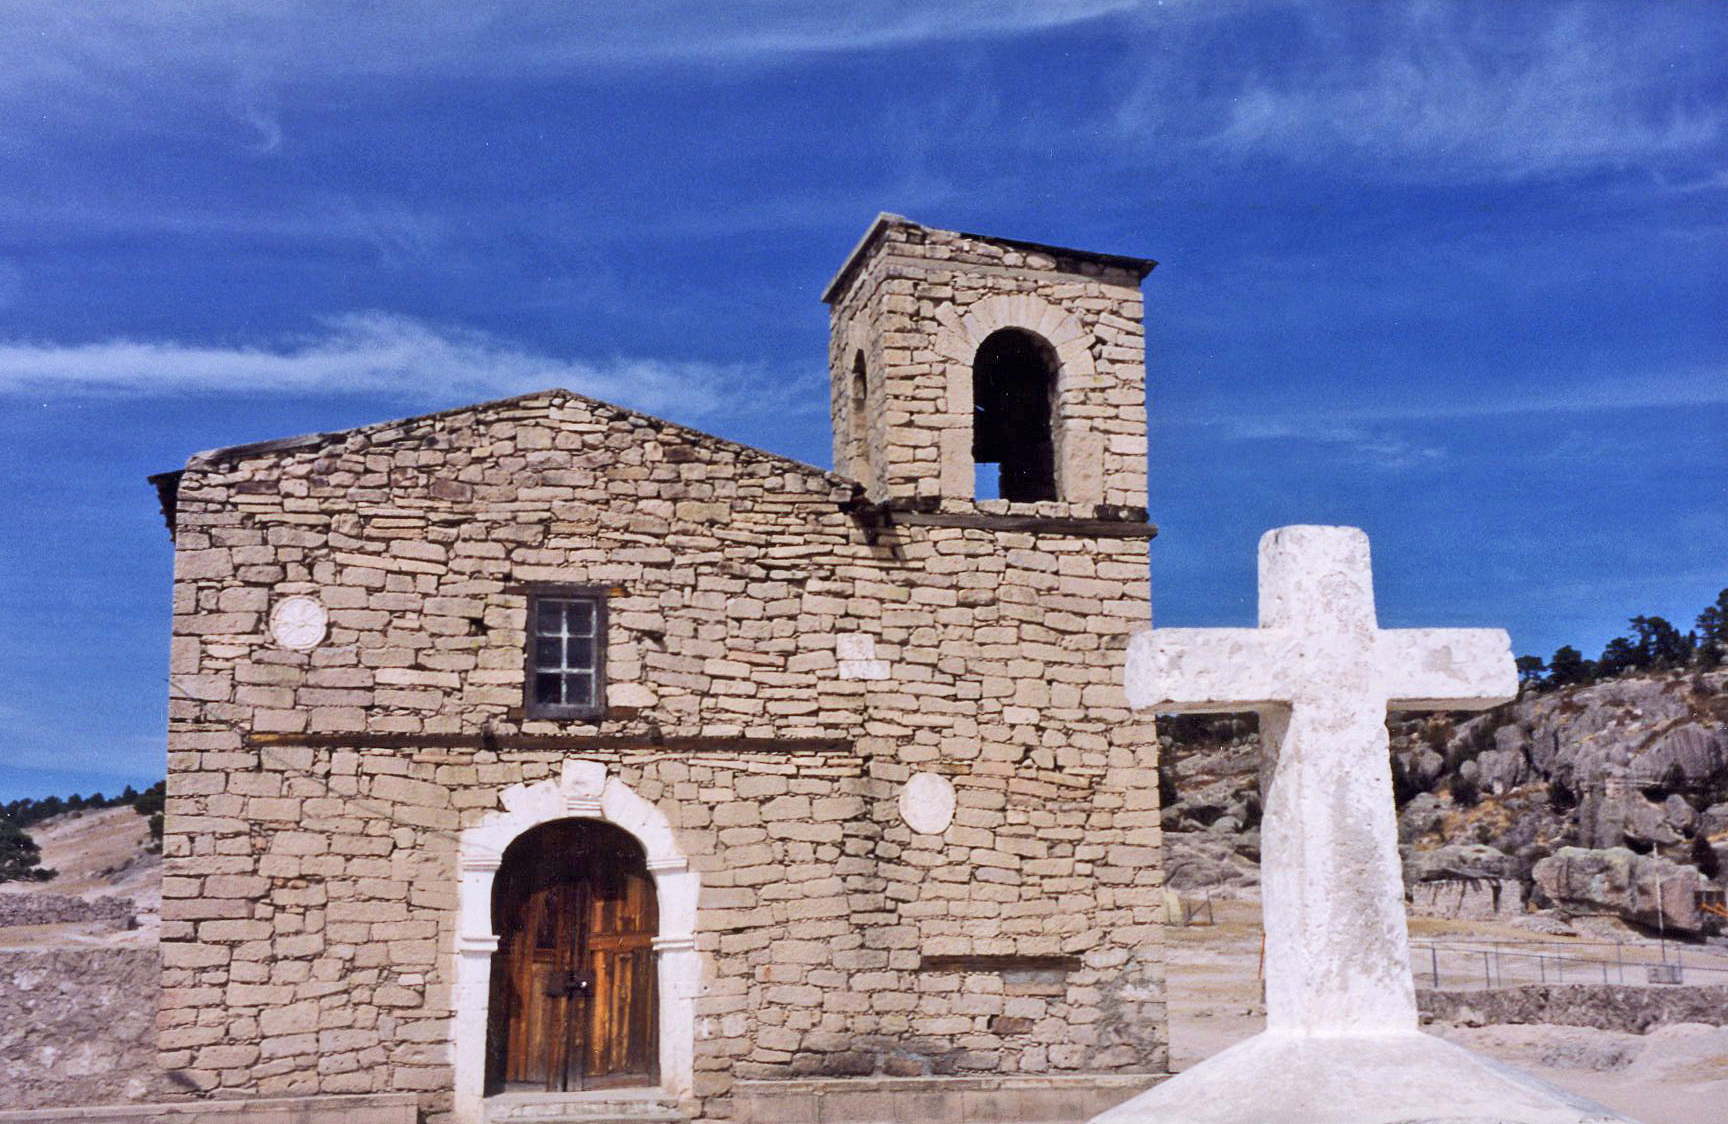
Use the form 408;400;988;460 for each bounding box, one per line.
151;215;1167;1124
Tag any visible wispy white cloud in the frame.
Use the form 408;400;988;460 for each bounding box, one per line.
609;1;1144;60
0;1;1141;108
0;193;458;268
0;312;811;422
230;97;283;156
0;1;1172;191
4;1;1717;216
1215;418;1446;471
1171;364;1728;433
1117;1;1723;183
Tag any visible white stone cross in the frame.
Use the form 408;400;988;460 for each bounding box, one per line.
1127;526;1515;1034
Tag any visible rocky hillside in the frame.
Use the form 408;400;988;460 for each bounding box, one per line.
1159;669;1728;933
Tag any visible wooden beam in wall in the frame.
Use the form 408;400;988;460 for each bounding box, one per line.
918;954;1084;973
247;732;854;754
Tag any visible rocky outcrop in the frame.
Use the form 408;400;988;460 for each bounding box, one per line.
1531;847;1712;934
1408;877;1527;919
1447;672;1728;854
1402;843;1518;884
1165;832;1259;891
1401;843;1526;919
1162;669;1728;901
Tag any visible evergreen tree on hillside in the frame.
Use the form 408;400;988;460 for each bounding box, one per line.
2;785;162;829
1598;635;1640;678
133;780;166;847
0;820;55;882
1546;645;1592;688
1628;615;1693;669
1515;655;1547;691
1698;589;1728;667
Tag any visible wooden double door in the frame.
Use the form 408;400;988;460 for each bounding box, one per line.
487;819;658;1091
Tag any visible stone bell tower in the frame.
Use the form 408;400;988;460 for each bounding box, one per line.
822;214;1154;510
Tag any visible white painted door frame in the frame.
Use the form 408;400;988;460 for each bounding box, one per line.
450;761;700;1124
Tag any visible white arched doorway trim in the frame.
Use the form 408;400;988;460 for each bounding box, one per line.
930;294;1105;504
450;760;699;1124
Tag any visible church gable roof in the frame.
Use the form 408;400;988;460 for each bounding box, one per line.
149;388;853;538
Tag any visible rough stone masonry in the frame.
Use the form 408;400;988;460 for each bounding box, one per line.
151;215;1168;1123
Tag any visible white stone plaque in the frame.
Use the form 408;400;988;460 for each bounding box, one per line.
270;595;327;651
899;772;955;835
836;632;890;680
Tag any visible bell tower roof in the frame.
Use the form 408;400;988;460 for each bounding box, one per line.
821;213;1157;306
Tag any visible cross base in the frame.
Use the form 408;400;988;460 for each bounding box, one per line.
1090;1029;1634;1124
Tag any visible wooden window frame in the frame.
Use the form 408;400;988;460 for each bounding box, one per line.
523;584;609;721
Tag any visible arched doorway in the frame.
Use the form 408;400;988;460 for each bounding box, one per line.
485;818;659;1092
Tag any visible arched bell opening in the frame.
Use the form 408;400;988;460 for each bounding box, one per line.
972;327;1060;502
847;349;874;490
484;818;659;1094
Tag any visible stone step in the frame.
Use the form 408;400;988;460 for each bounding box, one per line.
484;1090;687;1124
486;1108;685;1122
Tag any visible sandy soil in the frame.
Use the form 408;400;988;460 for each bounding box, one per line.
1163;893;1728;1124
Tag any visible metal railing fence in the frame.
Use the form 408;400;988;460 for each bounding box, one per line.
1410;937;1728;990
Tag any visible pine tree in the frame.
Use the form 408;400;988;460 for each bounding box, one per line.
1698;589;1728;667
1629;616;1693;669
1547;645;1592;687
133;781;166;847
0;820;55;883
1598;636;1639;678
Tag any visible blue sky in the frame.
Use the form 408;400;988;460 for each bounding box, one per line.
0;1;1722;801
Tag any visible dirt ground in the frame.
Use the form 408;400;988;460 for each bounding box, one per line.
0;806;160;950
1164;893;1728;1124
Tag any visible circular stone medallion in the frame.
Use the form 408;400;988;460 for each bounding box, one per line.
899;772;956;835
270;595;328;651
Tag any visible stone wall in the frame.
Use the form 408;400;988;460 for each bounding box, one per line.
0;892;137;928
160;388;1165;1121
827;218;1149;509
0;1094;416;1124
0;948;171;1110
1419;984;1728;1034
